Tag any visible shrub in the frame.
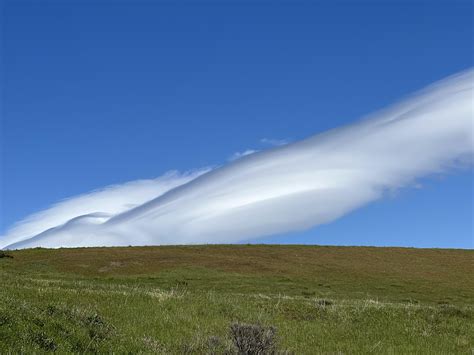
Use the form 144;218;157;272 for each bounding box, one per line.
0;251;13;259
230;322;277;354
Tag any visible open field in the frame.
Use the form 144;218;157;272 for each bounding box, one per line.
1;245;473;353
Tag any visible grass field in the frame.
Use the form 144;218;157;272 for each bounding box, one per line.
1;245;473;353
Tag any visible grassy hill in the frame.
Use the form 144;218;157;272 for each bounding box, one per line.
1;245;473;353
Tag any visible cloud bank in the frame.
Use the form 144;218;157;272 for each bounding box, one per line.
2;69;473;249
1;170;210;248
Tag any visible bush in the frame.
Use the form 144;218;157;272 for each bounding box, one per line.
0;251;13;259
230;322;277;354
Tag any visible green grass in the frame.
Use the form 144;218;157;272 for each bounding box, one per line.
1;245;473;353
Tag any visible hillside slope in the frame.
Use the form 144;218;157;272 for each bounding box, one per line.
1;245;473;353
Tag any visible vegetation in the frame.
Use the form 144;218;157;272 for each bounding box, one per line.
230;322;278;354
0;245;473;353
0;250;12;259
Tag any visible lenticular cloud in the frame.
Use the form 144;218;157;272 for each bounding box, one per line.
2;69;473;249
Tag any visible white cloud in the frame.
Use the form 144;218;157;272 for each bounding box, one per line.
260;138;290;146
2;68;473;249
229;149;259;161
0;170;210;248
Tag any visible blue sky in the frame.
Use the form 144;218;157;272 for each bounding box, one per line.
2;0;473;248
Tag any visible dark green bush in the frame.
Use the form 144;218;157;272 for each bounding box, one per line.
0;251;13;259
